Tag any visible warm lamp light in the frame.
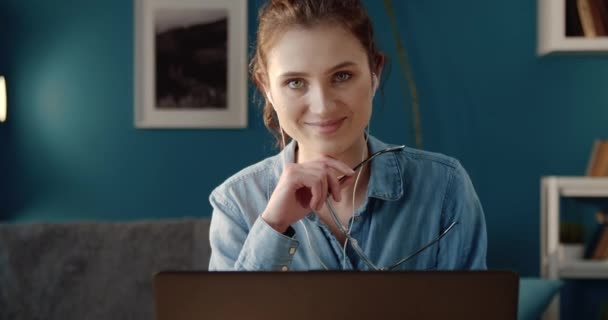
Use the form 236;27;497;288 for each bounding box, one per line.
0;76;6;122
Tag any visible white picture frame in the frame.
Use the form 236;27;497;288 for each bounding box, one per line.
134;0;248;128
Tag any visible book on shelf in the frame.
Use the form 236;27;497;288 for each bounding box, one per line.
585;221;605;258
586;139;608;176
594;225;608;259
584;212;608;259
581;141;608;259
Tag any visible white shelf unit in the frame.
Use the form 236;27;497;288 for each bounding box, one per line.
560;260;608;278
537;0;608;55
541;176;608;320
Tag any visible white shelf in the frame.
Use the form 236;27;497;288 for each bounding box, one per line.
540;38;608;55
537;0;608;55
546;176;608;197
541;176;608;319
560;260;608;278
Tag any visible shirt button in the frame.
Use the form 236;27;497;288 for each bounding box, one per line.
281;265;289;271
354;216;361;222
288;247;296;255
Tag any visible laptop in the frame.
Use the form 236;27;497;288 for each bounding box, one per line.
154;270;519;320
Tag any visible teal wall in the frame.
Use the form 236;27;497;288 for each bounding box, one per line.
0;3;11;218
372;1;608;276
1;0;608;280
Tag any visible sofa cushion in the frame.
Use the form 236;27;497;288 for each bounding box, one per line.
518;277;564;320
0;218;210;320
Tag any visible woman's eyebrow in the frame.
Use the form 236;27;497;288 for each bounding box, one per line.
278;61;358;79
325;61;357;74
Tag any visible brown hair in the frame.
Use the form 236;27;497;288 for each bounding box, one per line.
249;0;384;149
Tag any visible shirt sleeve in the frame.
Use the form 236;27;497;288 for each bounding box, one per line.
436;160;488;270
207;189;301;271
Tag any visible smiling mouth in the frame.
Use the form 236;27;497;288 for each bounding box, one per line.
305;117;346;134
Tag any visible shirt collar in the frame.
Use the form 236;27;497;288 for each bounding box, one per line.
274;135;404;201
365;135;404;201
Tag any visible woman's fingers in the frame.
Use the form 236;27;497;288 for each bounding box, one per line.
306;159;355;205
265;157;355;231
286;157;356;211
320;176;327;210
340;174;354;186
308;176;324;211
295;166;325;211
317;171;328;210
321;156;356;176
327;173;341;202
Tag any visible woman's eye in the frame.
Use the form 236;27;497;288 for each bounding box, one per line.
287;79;304;89
334;72;352;82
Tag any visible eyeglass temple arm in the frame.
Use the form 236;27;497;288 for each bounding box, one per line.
386;221;459;271
338;145;405;183
325;199;459;272
325;199;381;271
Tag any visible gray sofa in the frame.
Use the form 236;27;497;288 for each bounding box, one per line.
0;218;566;320
0;218;211;320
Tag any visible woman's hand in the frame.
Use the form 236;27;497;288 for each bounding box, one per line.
261;156;355;233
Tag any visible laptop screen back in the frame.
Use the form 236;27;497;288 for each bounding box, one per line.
154;270;518;320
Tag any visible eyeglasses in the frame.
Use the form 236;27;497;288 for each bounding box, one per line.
326;198;458;270
326;145;459;271
337;145;406;183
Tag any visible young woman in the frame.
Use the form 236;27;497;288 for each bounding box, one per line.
208;0;487;271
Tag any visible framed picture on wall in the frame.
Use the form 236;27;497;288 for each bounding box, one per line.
134;0;248;129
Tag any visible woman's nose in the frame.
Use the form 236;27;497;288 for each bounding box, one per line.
308;85;335;114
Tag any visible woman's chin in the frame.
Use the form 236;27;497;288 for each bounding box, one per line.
305;137;351;157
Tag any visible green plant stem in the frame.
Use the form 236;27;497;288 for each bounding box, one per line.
382;0;423;149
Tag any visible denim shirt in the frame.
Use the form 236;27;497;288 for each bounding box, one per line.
208;135;487;271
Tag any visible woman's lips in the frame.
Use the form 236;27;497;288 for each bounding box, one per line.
305;117;346;134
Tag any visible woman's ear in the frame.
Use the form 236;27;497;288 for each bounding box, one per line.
375;53;386;80
266;91;275;106
254;71;274;106
371;74;379;98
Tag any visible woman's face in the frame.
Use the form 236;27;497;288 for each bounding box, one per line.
265;24;376;156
